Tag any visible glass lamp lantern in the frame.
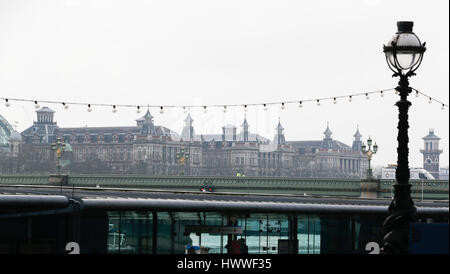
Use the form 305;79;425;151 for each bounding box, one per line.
367;137;372;147
383;21;426;76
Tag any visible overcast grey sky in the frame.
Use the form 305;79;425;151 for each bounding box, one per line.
0;0;448;168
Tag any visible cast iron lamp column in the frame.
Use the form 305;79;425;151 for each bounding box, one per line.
381;21;426;254
361;137;378;179
176;147;189;175
51;137;66;175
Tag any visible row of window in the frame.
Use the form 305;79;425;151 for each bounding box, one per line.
425;141;439;151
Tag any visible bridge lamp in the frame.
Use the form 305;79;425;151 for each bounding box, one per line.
51;137;66;175
361;137;377;180
384;22;425;76
176;147;190;175
381;21;426;254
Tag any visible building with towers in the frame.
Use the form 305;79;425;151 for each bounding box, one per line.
288;124;367;178
17;107;202;175
420;129;443;179
2;107;370;178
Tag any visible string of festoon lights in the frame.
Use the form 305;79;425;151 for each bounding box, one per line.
1;87;448;113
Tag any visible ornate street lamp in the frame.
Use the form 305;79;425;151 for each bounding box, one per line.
176;147;190;175
361;137;378;179
382;21;426;254
51;137;66;175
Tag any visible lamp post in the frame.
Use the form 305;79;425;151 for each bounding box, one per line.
381;21;426;254
176;147;189;175
51;137;66;175
361;137;378;179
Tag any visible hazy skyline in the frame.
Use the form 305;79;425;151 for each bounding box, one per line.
0;0;448;168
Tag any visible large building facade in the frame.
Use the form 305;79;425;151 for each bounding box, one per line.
289;125;367;178
1;107;368;178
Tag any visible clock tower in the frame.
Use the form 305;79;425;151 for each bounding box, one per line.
420;129;442;179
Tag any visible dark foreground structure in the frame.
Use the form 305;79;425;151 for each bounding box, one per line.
0;185;447;254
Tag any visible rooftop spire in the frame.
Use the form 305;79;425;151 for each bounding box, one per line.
184;113;193;124
143;109;153;120
273;118;286;145
242;114;249;128
242;115;249;142
353;125;362;139
181;113;195;141
423;128;440;140
276;118;284;131
323;122;332;139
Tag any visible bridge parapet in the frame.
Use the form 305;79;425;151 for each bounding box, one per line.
65;175;363;191
0;175;49;185
380;179;449;192
0;174;448;199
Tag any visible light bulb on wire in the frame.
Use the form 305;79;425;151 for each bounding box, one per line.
8;87;448;118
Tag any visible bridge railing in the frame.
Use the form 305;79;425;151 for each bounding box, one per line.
379;179;449;200
0;174;448;198
0;174;49;185
64;175;363;191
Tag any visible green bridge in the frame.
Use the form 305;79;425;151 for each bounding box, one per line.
0;174;448;200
